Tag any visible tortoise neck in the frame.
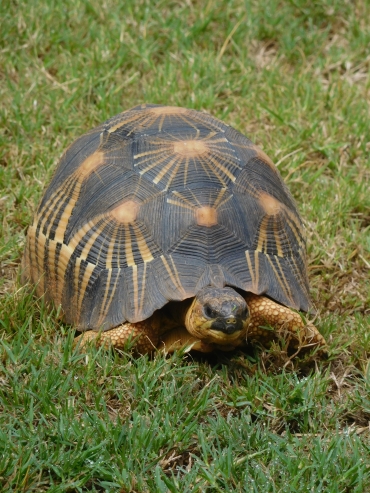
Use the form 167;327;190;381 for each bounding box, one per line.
159;298;193;331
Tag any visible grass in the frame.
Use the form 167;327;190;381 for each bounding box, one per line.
1;0;370;491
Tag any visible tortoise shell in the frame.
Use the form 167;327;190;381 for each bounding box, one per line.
22;104;310;331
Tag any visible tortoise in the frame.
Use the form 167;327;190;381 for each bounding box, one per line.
22;104;326;354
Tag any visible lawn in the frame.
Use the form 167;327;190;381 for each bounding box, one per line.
1;0;369;491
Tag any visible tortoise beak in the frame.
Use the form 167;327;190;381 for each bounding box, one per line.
210;318;243;334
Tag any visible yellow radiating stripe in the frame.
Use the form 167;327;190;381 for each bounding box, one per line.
105;268;121;316
279;214;294;258
216;194;233;210
138;261;147;318
274;255;294;305
290;255;308;296
134;147;168;159
163;158;182;190
132;224;154;263
212;188;227;208
171;190;195;208
207;142;241;168
245;250;256;291
240;181;260;200
52;183;84;240
202;131;218;140
256;216;269;253
132;265;139;319
209;148;239;163
197;155;226;186
161;255;185;296
67;221;93;251
38;194;62;236
206;153;237;182
265;254;292;304
40;169;88;244
285;206;302;229
178;114;201;133
158;114;166;132
124;224;135;267
105;224;119;269
207;141;237;154
231;142;277;170
54;243;73;306
203;153;235;182
272;216;284;257
204;136;227;144
286;217;302;245
136;154;167;172
52;242;63;306
72;219;108;261
183;156;189;186
138;152;173;175
48;181;86;301
37;177;74;234
55;243;71;283
76;259;96;321
227;142;254;151
167;198;194;210
169;255;186;296
90;222;112;267
214;189;234;210
45;237;58;299
284;207;305;238
57;217;109;318
254;250;260;291
273;255;290;293
108;112;149;134
52;205;75;242
97;267;112;327
126;116;153;136
190;189;207;208
153;156;178;184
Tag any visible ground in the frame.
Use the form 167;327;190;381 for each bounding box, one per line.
0;0;369;491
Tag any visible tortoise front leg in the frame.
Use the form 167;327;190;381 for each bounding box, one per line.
244;294;326;351
74;319;159;354
160;327;215;353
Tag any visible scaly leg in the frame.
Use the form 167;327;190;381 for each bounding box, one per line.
244;294;326;351
74;319;159;354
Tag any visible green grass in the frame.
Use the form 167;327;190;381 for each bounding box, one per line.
1;0;370;491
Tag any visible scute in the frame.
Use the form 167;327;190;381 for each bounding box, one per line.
23;104;311;331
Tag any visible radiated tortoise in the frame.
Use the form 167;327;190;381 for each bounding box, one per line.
22;104;326;354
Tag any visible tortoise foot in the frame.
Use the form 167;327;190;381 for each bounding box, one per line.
160;327;214;353
74;320;159;354
244;294;327;352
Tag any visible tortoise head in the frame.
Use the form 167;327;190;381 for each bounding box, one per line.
185;287;250;347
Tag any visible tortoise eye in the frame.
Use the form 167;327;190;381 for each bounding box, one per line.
204;305;217;319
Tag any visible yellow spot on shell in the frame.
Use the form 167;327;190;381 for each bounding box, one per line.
150;106;188;115
259;192;282;216
110;200;140;224
173;140;208;157
196;206;218;227
79;151;104;177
